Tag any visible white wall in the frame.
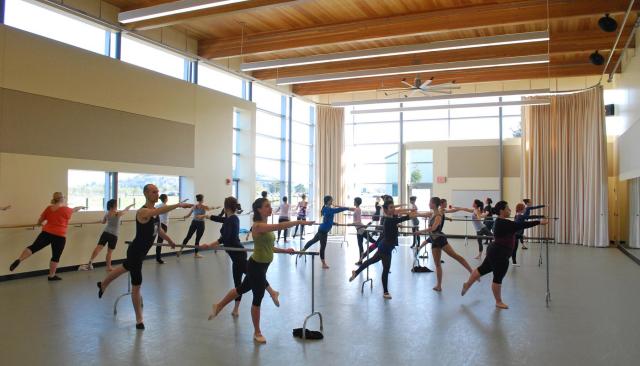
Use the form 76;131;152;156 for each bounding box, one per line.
0;25;257;276
614;39;640;180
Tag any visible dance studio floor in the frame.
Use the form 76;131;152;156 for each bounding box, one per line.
1;238;638;366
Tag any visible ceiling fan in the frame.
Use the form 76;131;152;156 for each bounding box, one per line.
381;76;460;97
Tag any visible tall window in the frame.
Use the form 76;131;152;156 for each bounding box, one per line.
4;0;111;56
198;64;246;99
121;35;187;80
291;98;315;213
67;170;108;211
117;173;180;208
253;84;288;205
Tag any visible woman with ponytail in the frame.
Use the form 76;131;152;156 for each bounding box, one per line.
208;197;314;344
201;196;280;317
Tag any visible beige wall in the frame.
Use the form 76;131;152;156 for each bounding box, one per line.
403;138;522;236
0;25;256;277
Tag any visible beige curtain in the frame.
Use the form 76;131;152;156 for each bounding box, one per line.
522;86;609;247
315;106;346;234
630;178;640;248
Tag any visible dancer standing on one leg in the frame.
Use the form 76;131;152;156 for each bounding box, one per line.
275;196;291;243
9;192;84;280
451;199;492;259
208;197;313;344
201;197;280;317
301;195;354;269
461;201;547;309
155;194;170;264
97;184;192;329
350;199;416;299
353;197;376;259
409;196;420;249
180;194;218;258
81;200;134;271
292;194;308;240
415;197;473;292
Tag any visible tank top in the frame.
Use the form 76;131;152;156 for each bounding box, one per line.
429;213;444;236
103;212;120;236
252;231;275;263
471;211;484;231
279;203;290;219
297;202;307;217
193;205;206;221
131;207;159;254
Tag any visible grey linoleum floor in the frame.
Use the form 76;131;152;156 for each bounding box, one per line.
1;237;639;366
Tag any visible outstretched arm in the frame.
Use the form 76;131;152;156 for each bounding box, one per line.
252;220;314;235
72;206;86;213
139;203;193;222
117;203;135;217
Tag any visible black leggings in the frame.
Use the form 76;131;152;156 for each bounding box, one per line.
236;258;270;307
412;226;420;246
293;215;306;237
183;220;205;253
227;250;271;302
27;231;66;262
512;235;523;263
277;217;290;241
303;230;329;259
354;251;392;293
477;243;512;284
356;231;376;257
156;223;168;260
476;227;493;252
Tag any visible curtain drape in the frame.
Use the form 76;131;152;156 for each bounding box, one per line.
521;86;609;246
630;178;640;248
315;106;346;234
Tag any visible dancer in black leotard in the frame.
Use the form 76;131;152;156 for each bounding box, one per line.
461;201;547;309
97;184;192;329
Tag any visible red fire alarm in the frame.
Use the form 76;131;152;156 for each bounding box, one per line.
436;176;447;184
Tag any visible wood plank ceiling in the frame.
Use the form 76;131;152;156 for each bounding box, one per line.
106;0;638;96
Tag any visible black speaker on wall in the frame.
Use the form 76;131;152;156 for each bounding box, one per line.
605;104;615;116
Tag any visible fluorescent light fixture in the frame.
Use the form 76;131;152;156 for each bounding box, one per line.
331;89;551;107
242;31;549;71
119;0;249;24
276;55;549;85
350;99;550;114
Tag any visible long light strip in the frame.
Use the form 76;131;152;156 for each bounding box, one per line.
241;31;549;71
331;89;551;107
350;99;550;114
118;0;249;24
276;55;549;85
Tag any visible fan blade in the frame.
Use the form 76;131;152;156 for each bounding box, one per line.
419;77;434;89
423;89;453;95
401;80;414;88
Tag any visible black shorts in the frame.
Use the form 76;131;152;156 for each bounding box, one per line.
431;233;448;249
123;244;149;286
27;231;66;262
97;232;118;250
477;243;512;284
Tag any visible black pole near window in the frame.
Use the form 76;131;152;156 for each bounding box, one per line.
0;0;5;24
498;97;504;200
192;60;198;84
114;31;122;60
288;96;293;201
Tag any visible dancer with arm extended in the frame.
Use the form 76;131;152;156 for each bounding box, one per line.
461;201;547;309
451;199;492;259
82;200;134;271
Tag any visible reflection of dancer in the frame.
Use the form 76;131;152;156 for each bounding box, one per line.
462;201;547;309
9;192;84;280
208;198;313;344
81;200;134;271
180;194;218;258
350;199;416;299
97;184;192;329
415;197;473;292
301;195;354;269
292;194;308;240
201;197;280;317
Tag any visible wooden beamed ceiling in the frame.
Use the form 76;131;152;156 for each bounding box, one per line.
105;0;639;96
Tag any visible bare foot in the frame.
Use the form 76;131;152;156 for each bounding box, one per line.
106;267;113;272
231;310;239;317
433;286;442;292
349;270;356;282
495;302;509;309
461;282;471;296
270;291;280;307
254;333;267;344
322;263;330;269
208;303;222;320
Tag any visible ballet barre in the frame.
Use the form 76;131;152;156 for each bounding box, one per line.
123;241;323;339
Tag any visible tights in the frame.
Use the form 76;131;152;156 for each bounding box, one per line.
353;251;391;293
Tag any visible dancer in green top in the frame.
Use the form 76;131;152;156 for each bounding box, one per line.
208;197;314;344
